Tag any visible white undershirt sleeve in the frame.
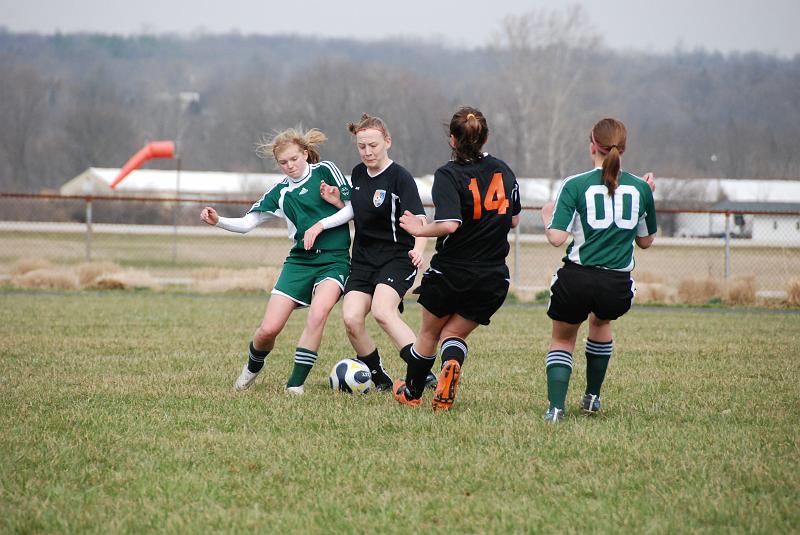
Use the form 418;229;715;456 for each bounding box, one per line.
319;201;354;230
216;211;273;233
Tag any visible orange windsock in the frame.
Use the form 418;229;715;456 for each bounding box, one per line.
110;141;176;189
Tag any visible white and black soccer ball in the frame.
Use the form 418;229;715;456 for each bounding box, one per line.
329;358;374;395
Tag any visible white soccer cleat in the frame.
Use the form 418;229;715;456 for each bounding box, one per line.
284;385;305;395
234;364;259;391
543;407;564;423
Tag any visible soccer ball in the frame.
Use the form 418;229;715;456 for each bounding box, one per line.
329;358;374;395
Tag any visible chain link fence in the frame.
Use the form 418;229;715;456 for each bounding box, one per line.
2;193;798;303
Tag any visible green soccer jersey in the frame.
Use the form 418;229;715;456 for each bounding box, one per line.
248;161;352;252
548;168;657;271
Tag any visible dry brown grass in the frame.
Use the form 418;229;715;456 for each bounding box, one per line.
11;257;53;275
86;270;162;291
12;268;79;290
191;267;279;293
722;275;757;305
76;261;123;286
677;277;722;305
634;271;667;284
786;277;800;306
635;282;677;304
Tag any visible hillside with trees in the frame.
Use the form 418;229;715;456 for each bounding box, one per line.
1;7;798;192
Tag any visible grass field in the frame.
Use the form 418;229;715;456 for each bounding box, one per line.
1;290;799;533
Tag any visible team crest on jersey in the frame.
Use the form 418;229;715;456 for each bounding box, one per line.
373;189;386;207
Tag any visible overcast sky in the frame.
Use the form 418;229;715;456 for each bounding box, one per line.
1;0;798;57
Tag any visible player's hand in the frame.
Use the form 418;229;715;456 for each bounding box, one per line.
304;222;324;250
201;206;219;225
540;201;555;226
320;182;343;208
644;172;656;192
399;210;423;236
408;249;424;268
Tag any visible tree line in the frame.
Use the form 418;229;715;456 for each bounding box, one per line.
1;7;798;193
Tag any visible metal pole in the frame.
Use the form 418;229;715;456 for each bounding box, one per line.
85;198;93;262
724;212;731;279
172;156;181;263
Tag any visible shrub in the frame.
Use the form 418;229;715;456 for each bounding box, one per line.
11;258;52;275
677;277;722;305
12;268;78;290
191;267;279;293
636;282;676;304
722;275;756;306
786;277;800;306
76;262;122;286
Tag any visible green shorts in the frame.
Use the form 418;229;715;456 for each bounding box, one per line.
272;249;350;307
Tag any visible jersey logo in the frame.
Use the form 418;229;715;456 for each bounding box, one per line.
373;189;386;207
299;187;308;195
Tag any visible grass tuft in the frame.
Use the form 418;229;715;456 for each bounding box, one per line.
677;277;722;304
786;277;800;306
722;275;757;305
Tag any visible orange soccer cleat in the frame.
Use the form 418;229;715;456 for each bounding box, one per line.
431;360;462;412
392;380;422;407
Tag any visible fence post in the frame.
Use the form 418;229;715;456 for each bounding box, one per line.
172;156;181;263
724;211;731;279
85;197;93;262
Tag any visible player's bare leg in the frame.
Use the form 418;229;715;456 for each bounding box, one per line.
342;290;393;390
285;280;342;394
235;294;296;391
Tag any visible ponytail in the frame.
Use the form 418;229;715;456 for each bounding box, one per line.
449;106;488;164
590;118;627;196
347;113;391;139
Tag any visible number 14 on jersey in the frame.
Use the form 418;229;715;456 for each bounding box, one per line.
468;172;509;219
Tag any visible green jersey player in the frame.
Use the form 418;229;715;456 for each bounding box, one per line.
201;127;353;395
540;117;657;422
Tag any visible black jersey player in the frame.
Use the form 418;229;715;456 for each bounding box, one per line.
320;114;435;391
394;106;521;411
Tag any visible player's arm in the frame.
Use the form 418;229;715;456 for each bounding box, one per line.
399;210;459;237
408;235;427;268
201;207;272;234
635;234;655;249
540;201;570;246
635;186;658;249
304;201;354;250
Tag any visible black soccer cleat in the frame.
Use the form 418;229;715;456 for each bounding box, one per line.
371;369;394;392
424;372;438;390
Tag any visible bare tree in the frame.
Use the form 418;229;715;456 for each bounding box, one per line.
0;63;51;189
485;6;601;183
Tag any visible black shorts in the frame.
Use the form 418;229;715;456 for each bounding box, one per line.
547;262;635;324
416;260;510;325
344;256;418;299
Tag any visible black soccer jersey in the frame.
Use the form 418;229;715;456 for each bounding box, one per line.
349;161;425;265
431;154;521;265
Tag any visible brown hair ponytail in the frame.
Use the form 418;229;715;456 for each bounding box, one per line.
347;113;391;139
590;118;627;196
449;106;488;164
